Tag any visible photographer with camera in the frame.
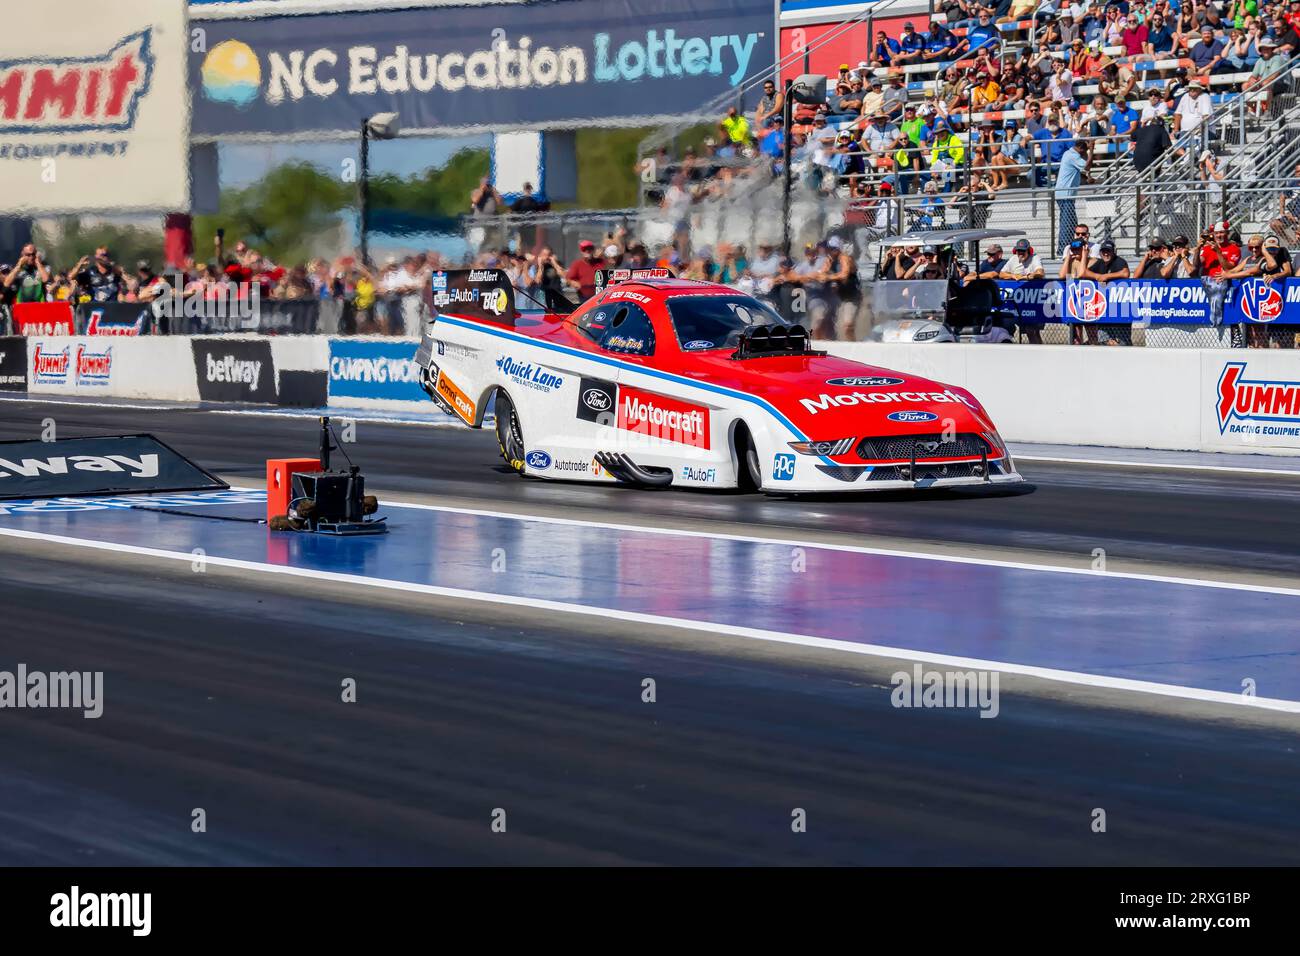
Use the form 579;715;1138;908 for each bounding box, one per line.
71;247;125;304
2;244;51;304
1192;220;1241;336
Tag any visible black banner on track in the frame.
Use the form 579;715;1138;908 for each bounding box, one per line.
0;336;25;391
0;435;227;500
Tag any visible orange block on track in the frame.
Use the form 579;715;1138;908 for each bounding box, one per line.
266;458;320;523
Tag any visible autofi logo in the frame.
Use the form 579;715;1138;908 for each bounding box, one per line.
826;376;904;387
1065;280;1107;322
524;450;552;470
74;344;112;386
1237;278;1283;323
0;31;153;134
1216;362;1300;436
888;410;938;423
772;453;796;481
32;345;70;385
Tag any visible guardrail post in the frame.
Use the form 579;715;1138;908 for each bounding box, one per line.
1049;189;1056;258
1134;186;1142;258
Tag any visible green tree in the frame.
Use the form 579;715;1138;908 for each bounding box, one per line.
33;218;164;275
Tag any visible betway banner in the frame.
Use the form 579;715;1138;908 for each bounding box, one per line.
0;0;188;212
999;278;1300;325
0;435;226;500
188;0;773;136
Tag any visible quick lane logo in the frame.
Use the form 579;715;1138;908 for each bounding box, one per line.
436;370;475;422
206;353;262;390
496;355;563;392
1216;362;1300;436
50;886;150;936
74;344;112;386
202;28;760;108
32;344;70;384
800;389;971;415
0;31;152;133
617;385;709;448
0;454;159;481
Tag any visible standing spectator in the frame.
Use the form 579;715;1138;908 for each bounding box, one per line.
511;182;542;214
821;237;861;340
3;244;51;303
1135;239;1169;278
72;248;125;303
1054;139;1090;256
470;177;502;216
529;247;568;311
1172;81;1212;151
1193;220;1241;329
565;240;605;301
1160;235;1197;278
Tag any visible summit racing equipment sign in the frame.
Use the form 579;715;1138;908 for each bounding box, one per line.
1215;362;1300;436
0;0;188;212
188;0;772;136
0;434;227;501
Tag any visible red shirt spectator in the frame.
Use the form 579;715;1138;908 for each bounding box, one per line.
1120;21;1148;59
565;241;605;300
1198;224;1241;277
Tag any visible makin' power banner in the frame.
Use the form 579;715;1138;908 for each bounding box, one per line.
0;0;189;213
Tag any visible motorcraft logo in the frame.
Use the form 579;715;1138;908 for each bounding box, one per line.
331;353;419;384
1065;279;1107;322
32;344;70;384
1237;278;1284;323
1216;362;1300;436
0;31;153;134
74;344;112;386
800;389;973;415
206;353;262;391
199;29;760;108
496;355;563;392
617;385;709;448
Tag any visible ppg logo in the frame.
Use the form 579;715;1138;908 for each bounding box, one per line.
1239;278;1283;323
1065;280;1107;322
772;453;796;481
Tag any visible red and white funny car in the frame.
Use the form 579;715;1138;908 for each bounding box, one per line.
415;269;1021;493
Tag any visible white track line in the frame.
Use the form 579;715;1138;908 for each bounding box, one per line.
2;524;1296;714
1016;454;1300;476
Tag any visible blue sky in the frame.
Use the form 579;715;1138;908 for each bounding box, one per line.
218;133;492;188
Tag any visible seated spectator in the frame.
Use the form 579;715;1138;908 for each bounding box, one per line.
755;79;783;132
1001;0;1038;25
1001;238;1045;279
966;11;1002;56
872;30;902;67
827;79;864;123
860;76;886;119
895;22;928;66
1270;163;1300;241
1224;25;1260;71
759;116;786;160
991;119;1031;188
718;106;751;152
1145;12;1176;58
1188;27;1230;79
1139;88;1168;122
882;74;909;119
971;243;1009;280
915;181;948;230
1134;239;1169;278
923;20;959;61
1046;61;1075;102
1120;12;1149;58
970;70;1004;110
1243;37;1286;114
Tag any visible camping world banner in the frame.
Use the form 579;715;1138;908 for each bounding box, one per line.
0;0;189;212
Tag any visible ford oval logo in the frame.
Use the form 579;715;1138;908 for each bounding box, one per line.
525;450;552;469
888;410;939;423
582;388;612;411
684;339;715;350
827;376;904;387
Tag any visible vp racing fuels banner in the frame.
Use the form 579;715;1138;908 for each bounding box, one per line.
999;278;1300;325
0;435;227;500
0;0;189;212
188;0;774;136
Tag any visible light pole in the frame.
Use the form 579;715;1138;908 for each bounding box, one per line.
781;74;827;259
359;111;400;268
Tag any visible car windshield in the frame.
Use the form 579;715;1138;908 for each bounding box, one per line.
664;294;784;351
872;279;950;318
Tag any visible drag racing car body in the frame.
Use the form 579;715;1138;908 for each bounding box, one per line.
415;269;1021;494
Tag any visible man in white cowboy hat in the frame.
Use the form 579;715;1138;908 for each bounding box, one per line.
1172;79;1212;153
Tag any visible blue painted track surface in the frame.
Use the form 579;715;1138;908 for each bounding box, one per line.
3;491;1298;704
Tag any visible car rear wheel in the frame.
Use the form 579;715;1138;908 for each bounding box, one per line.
734;422;762;492
495;390;526;474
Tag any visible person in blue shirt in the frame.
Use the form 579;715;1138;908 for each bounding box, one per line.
1033;118;1074;185
1146;12;1176;56
1054;139;1091;256
965;12;1000;56
922;20;959;62
895;22;927;66
1109;98;1140;139
872;30;901;67
760;117;786;161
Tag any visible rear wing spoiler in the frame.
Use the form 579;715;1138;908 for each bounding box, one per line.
430;269;516;324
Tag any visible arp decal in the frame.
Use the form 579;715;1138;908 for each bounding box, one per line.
435;370;476;423
617;385;709;449
1216;362;1300;435
576;377;617;423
